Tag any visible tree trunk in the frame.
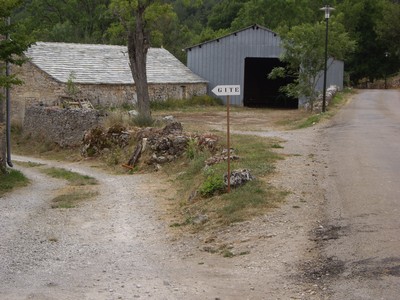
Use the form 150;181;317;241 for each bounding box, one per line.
127;3;151;119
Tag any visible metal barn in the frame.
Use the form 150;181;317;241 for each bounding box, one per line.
186;24;344;108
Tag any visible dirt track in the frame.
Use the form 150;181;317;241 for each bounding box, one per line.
1;115;327;299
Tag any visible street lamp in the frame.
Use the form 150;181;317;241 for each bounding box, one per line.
384;52;389;89
320;5;334;113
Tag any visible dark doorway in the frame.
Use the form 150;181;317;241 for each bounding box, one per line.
243;57;298;108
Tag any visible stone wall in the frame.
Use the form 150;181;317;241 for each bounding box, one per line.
23;106;103;147
11;62;207;124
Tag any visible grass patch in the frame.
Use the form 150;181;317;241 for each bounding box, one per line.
280;88;355;129
297;113;324;129
219;181;288;224
169;133;286;228
51;190;98;208
0;169;30;197
151;95;223;111
40;167;98;186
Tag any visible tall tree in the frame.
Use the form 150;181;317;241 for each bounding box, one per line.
231;0;321;31
335;0;392;83
375;1;400;77
110;0;175;120
0;0;31;173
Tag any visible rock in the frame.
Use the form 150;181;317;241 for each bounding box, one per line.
128;110;138;117
193;214;209;225
224;169;255;187
162;121;183;135
162;115;175;122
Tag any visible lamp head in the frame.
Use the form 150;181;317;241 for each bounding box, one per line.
320;5;335;19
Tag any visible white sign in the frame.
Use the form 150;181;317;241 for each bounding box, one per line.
212;85;241;96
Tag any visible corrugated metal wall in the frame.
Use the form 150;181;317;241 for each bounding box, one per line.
187;25;344;107
187;26;282;106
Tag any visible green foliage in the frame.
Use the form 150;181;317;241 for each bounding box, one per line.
270;21;355;110
199;168;225;197
66;72;79;99
14;0;113;44
185;138;198;160
336;0;399;83
0;169;29;197
231;0;321;31
0;0;32;91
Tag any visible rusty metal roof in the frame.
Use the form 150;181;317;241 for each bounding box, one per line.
25;42;206;84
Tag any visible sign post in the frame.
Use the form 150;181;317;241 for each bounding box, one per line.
212;85;241;193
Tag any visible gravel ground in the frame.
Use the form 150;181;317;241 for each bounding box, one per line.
0;123;327;299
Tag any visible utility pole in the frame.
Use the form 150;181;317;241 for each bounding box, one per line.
320;5;334;113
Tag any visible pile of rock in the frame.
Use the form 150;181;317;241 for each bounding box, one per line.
307;85;340;112
81;125;130;157
205;148;240;166
127;122;195;169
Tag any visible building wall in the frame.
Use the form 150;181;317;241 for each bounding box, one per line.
187;26;282;106
187;25;344;107
11;62;207;124
23;106;103;147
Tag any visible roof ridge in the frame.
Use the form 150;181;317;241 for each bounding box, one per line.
185;24;277;50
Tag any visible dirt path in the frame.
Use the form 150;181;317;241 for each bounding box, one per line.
1;121;327;299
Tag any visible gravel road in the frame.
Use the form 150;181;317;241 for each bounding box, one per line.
0;122;327;300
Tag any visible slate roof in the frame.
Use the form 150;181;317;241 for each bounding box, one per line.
25;42;207;85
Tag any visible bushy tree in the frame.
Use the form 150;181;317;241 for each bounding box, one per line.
269;20;355;110
335;0;397;83
0;0;31;173
14;0;113;44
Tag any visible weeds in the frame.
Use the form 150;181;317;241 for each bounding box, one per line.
171;133;286;227
151;95;223;111
51;190;98;208
132;114;155;127
40;167;98;186
0;169;29;197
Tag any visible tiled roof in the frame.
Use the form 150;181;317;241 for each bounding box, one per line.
25;42;207;84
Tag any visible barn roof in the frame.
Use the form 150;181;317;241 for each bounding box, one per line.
25;42;207;85
185;24;278;51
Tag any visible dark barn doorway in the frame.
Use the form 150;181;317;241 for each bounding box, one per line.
243;57;298;108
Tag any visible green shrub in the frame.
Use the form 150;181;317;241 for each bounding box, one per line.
132;114;155;127
185;138;198;160
199;169;225;197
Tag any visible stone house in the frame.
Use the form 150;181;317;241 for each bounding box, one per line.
11;42;207;123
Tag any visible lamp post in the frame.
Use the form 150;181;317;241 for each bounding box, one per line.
384;52;389;89
320;5;334;113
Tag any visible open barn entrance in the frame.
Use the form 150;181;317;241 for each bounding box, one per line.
243;57;298;108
